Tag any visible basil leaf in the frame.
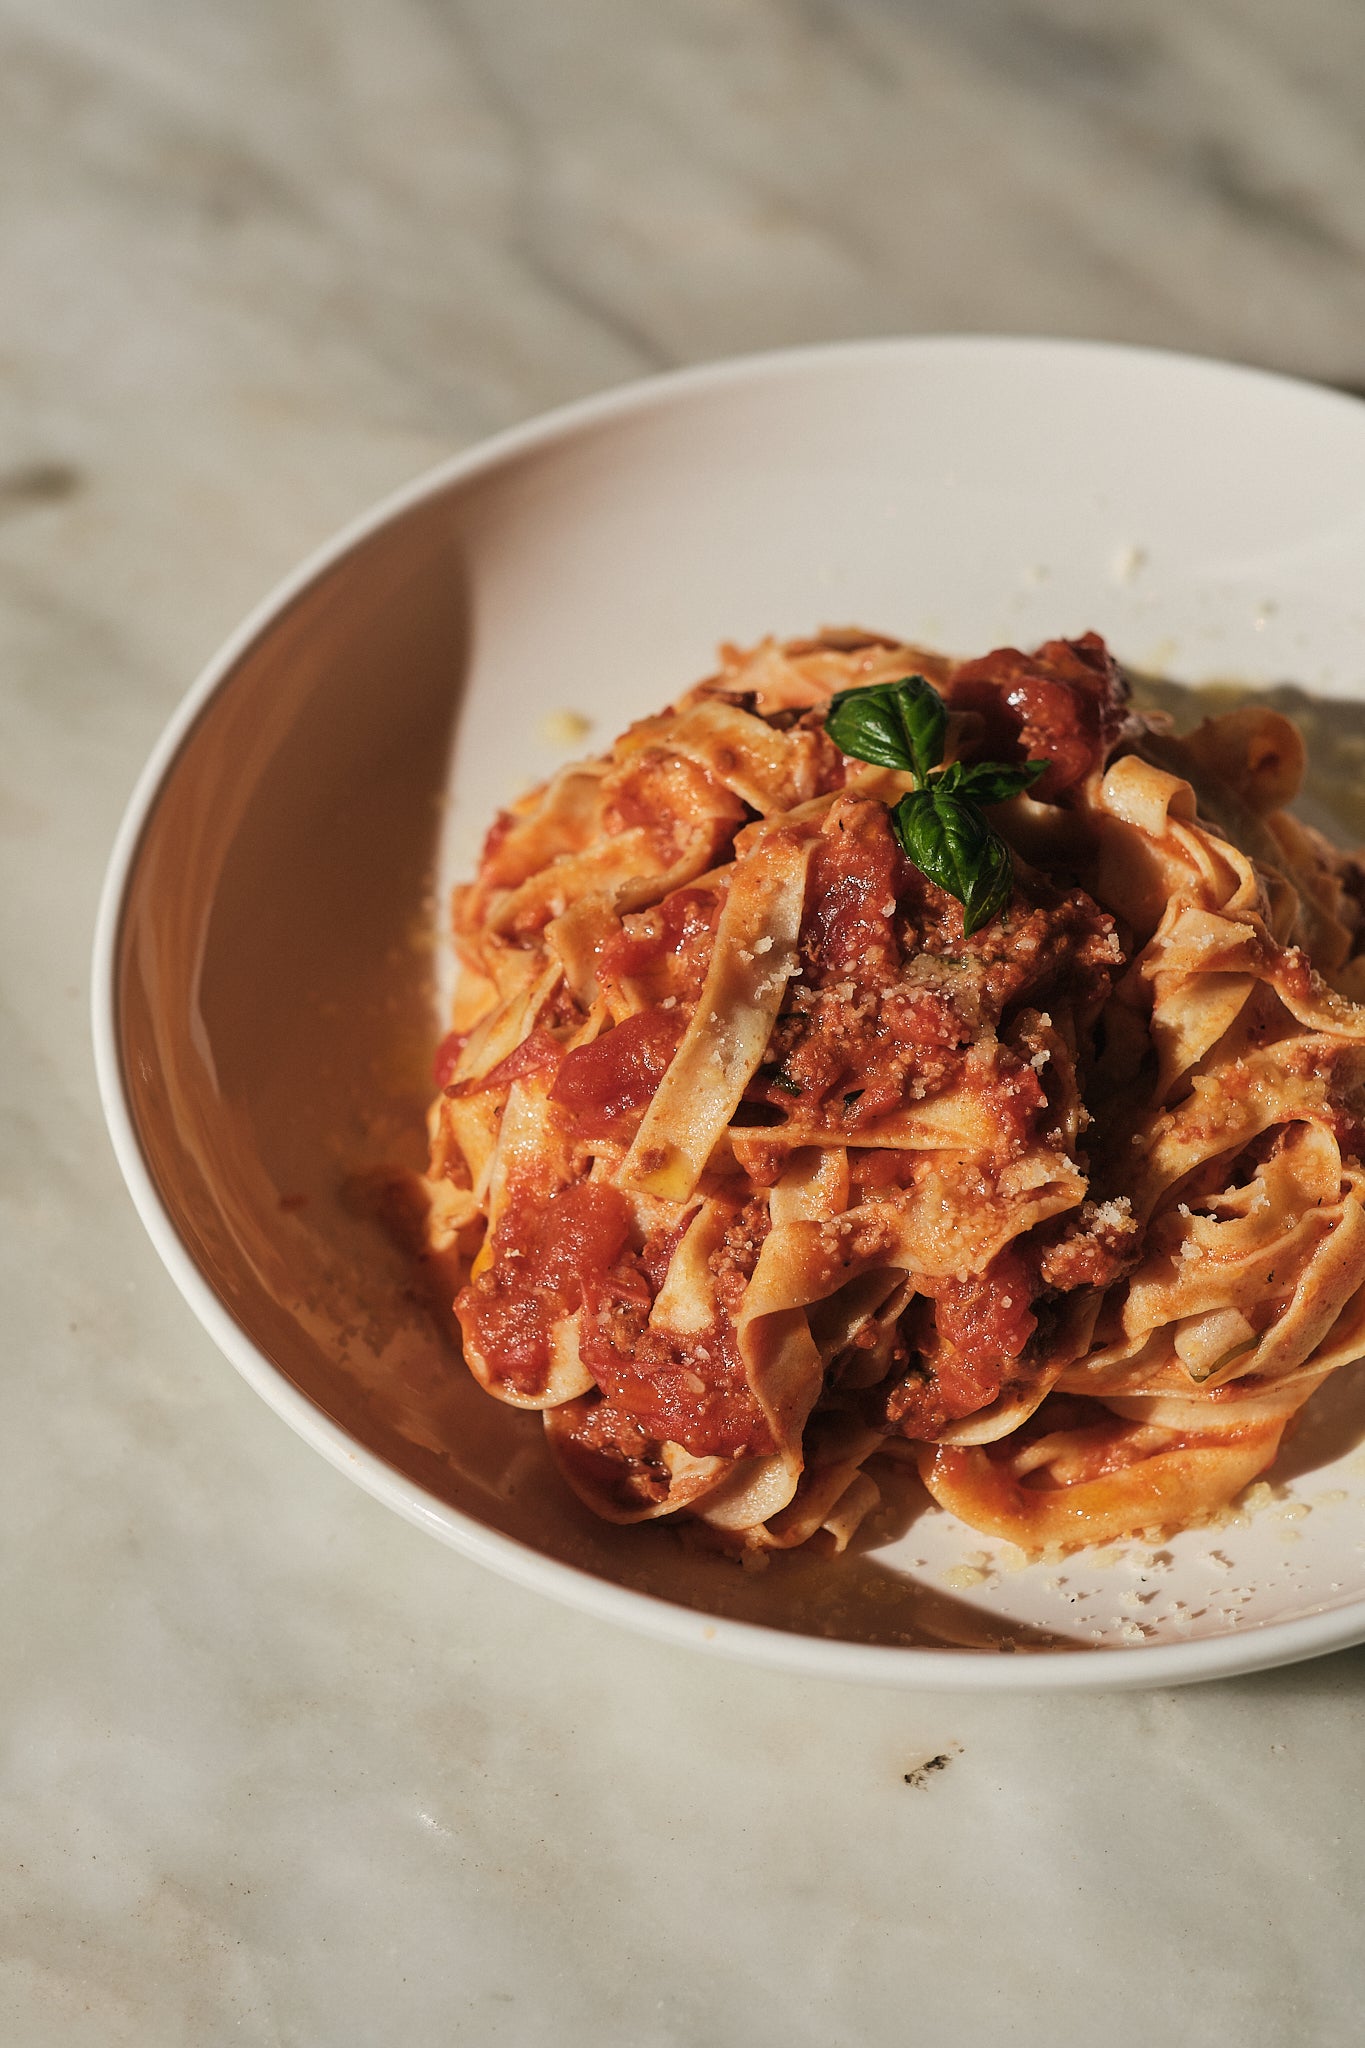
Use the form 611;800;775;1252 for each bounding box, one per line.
825;675;946;781
932;758;1048;805
891;787;1016;937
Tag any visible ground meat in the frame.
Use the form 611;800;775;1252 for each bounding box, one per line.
455;1180;634;1393
550;1397;672;1511
745;794;1125;1140
539;1191;779;1461
708;1195;772;1321
577;1293;773;1460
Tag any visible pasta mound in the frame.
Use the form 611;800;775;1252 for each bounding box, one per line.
415;629;1365;1554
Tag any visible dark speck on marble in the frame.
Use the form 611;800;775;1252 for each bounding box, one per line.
0;461;83;510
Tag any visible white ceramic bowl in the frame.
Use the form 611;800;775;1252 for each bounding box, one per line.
94;337;1365;1688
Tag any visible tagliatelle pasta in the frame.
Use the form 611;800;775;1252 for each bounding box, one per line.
413;628;1365;1555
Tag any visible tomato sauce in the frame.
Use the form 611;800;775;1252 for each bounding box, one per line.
455;1180;632;1393
578;1307;774;1461
949;632;1129;802
458;1169;774;1459
979;1394;1165;1487
602;752;746;868
929;1246;1038;1373
750;799;959;1121
802;802;909;981
449;1026;563;1099
571;1192;774;1459
748;790;1121;1138
599;886;722;1004
885;1247;1039;1436
550;1007;684;1141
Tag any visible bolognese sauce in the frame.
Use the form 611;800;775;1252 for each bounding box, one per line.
419;625;1365;1556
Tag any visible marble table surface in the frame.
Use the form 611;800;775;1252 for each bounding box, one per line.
5;1;1365;2040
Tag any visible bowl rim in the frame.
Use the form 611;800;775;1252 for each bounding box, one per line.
92;332;1365;1690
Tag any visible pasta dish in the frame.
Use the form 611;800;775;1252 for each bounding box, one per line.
414;629;1365;1555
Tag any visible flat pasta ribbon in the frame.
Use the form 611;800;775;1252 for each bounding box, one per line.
414;629;1365;1558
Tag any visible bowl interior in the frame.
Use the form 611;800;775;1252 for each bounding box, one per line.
111;340;1365;1667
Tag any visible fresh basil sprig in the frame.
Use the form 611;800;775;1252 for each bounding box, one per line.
930;758;1046;806
892;786;1016;936
823;675;947;782
824;675;1045;936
